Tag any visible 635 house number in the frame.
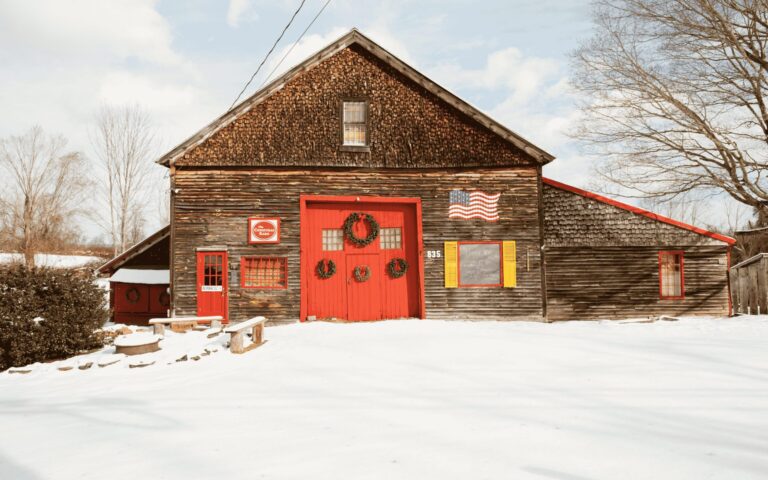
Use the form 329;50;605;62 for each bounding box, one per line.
426;250;442;259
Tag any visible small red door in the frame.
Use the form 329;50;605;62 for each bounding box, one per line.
346;253;383;321
196;251;228;323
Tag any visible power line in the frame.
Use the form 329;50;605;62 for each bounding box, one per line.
228;0;308;111
258;0;333;89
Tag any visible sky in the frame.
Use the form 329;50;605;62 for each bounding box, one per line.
0;0;732;241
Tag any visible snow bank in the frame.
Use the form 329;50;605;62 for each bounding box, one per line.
0;252;102;268
109;268;169;285
1;317;767;479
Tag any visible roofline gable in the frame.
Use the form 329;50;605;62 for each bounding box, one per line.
157;29;555;168
543;177;736;245
95;225;170;275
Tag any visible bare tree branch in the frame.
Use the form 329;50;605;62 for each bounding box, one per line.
572;0;768;214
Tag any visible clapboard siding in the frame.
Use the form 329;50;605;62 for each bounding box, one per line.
545;246;729;321
172;167;544;324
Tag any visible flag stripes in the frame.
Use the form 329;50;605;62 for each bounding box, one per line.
448;190;500;222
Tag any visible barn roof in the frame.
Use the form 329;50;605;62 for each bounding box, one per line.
157;29;555;168
543;178;736;245
95;225;170;275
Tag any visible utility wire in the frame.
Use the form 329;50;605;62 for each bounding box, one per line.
228;0;308;111
258;0;333;89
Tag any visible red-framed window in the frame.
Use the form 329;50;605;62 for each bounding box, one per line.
659;251;684;299
457;241;503;287
241;257;288;289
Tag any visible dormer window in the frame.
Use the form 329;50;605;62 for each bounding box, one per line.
342;101;367;146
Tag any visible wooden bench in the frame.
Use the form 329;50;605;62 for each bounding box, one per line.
148;316;224;336
224;316;267;354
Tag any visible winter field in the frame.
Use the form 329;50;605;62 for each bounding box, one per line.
1;317;767;480
0;253;103;268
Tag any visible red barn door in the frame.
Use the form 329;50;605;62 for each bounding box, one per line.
303;197;422;321
196;251;228;322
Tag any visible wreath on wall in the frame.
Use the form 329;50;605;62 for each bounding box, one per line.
353;265;371;282
387;258;408;278
316;259;336;279
159;290;170;307
343;212;379;247
125;287;141;304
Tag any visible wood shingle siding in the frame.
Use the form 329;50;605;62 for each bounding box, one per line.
543;184;722;247
171;167;544;323
172;45;540;169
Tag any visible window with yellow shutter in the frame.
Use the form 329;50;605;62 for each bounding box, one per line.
445;240;517;289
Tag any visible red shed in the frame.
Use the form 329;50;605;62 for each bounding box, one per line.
96;226;170;325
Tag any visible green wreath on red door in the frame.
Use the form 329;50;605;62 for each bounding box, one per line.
353;265;371;282
316;259;336;279
343;212;379;247
387;258;408;278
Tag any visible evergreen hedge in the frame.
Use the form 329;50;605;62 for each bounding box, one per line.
0;264;108;371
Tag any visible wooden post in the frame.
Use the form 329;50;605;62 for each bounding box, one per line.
230;331;245;354
252;323;263;345
153;323;165;336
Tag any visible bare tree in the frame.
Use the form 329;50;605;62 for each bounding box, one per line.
0;126;87;266
572;0;768;215
91;105;157;255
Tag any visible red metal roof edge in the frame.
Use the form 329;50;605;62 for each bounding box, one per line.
542;177;736;245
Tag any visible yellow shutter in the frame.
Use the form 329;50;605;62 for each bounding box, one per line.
444;241;458;288
503;240;517;288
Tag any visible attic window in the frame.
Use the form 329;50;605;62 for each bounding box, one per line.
342;101;367;146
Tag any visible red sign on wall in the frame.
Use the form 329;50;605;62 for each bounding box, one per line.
248;218;280;244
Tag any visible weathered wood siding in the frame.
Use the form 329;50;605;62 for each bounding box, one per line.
122;236;169;269
172;167;544;324
174;45;536;169
545;246;729;321
543;184;730;320
730;255;768;315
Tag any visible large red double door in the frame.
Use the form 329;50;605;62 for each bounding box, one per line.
302;197;423;321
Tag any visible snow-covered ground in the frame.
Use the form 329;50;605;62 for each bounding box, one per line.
1;317;767;480
0;252;103;268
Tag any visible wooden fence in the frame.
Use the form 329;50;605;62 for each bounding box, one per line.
730;253;768;315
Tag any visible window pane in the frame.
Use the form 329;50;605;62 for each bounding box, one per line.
322;229;344;251
243;257;287;288
660;253;682;297
459;243;501;286
343;102;366;123
381;227;402;250
343;124;366;146
343;102;366;146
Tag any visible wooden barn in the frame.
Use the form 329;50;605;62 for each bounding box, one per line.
114;29;733;325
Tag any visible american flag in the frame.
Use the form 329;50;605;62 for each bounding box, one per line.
449;190;501;221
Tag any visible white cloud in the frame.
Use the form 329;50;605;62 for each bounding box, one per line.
227;0;257;28
0;0;178;65
99;72;200;112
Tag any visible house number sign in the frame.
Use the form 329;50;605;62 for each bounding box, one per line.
248;217;280;244
426;250;442;259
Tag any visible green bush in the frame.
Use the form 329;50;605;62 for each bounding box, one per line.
0;264;108;371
